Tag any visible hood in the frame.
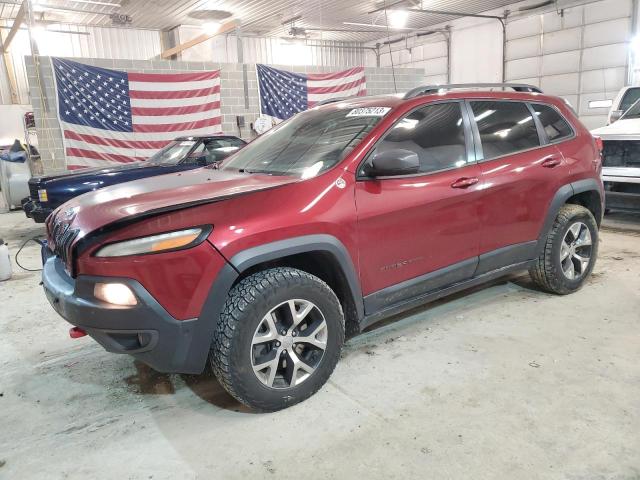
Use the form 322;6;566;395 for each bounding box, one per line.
32;162;145;183
52;167;299;239
591;118;640;139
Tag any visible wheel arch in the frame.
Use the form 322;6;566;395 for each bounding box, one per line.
536;178;603;254
228;235;364;337
566;179;603;227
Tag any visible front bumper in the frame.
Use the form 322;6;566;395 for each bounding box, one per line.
41;251;209;374
603;170;640;212
23;199;53;223
604;190;640;211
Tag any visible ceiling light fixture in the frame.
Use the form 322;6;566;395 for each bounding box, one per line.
388;9;409;29
343;21;412;30
30;25;48;44
203;21;221;35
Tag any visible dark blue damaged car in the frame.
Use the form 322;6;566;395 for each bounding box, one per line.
23;135;246;223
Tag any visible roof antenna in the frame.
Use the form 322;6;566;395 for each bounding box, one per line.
383;3;398;93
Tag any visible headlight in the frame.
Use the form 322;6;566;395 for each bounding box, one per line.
94;227;209;257
38;189;48;202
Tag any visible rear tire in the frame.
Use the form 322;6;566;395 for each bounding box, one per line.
529;204;598;295
210;267;344;411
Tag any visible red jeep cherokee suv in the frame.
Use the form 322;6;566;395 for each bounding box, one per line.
42;84;604;411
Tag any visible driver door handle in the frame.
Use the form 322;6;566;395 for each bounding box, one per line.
451;177;479;189
541;155;562;168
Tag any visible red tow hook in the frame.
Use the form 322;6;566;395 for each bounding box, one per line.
69;327;87;339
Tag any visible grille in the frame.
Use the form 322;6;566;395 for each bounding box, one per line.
602;140;640;168
28;181;40;200
47;214;79;266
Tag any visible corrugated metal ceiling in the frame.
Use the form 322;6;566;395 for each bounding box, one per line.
0;0;520;42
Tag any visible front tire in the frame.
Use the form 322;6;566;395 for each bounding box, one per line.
211;267;345;411
529;204;599;294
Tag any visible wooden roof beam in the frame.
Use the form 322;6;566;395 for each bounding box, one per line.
160;20;239;59
2;0;26;53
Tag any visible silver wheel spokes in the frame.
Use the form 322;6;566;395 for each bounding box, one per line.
561;222;593;280
251;299;328;389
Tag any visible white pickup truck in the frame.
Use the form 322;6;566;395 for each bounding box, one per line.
593;98;640;212
607;86;640;124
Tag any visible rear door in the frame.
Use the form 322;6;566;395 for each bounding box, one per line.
469;100;574;274
355;101;482;312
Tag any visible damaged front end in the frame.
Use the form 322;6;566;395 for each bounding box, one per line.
601;140;640;212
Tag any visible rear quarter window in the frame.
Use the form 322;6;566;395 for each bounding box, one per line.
530;103;574;143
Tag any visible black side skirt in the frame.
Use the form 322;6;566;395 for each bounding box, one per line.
361;240;538;331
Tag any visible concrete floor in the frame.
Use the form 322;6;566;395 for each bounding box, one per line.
1;210;639;480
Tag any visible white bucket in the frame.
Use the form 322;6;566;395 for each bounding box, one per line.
0;239;12;281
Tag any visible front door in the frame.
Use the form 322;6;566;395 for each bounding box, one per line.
355;101;483;313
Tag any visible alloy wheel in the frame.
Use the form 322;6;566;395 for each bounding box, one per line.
560;221;593;280
250;299;328;389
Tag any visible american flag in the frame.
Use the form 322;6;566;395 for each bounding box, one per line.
257;64;366;120
52;57;222;170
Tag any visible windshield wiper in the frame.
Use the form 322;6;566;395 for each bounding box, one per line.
238;168;282;176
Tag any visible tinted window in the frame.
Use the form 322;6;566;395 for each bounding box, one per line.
181;143;206;165
148;140;197;165
364;102;469;176
204;138;245;164
531;103;573;143
471;101;540;161
619;88;640;112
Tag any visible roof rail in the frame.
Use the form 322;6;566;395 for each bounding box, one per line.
314;97;348;106
404;83;542;99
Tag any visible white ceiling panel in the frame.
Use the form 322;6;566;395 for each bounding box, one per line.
0;0;520;42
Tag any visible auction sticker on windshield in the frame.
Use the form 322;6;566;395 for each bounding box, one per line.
346;107;391;117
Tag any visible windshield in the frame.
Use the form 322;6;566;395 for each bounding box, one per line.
621;99;640;120
220;107;387;178
148;140;197;165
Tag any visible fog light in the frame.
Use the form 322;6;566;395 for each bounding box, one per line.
94;283;137;306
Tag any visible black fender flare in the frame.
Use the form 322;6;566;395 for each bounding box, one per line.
229;235;363;316
191;234;364;372
535;178;603;254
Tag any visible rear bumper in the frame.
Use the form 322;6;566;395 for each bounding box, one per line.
41;252;210;374
23;199;53;223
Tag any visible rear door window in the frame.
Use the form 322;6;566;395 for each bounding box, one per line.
530;103;573;143
470;101;540;161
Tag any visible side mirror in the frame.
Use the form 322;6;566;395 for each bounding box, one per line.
365;149;420;177
609;109;623;124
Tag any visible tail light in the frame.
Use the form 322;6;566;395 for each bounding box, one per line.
592;135;603;173
594;135;603;153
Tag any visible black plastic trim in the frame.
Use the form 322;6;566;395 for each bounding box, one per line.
474;240;538;276
534;178;603;254
361;260;535;330
226;234;364;321
363;257;478;315
41;252;211;373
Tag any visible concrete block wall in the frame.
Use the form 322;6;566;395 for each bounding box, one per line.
25;56;425;173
